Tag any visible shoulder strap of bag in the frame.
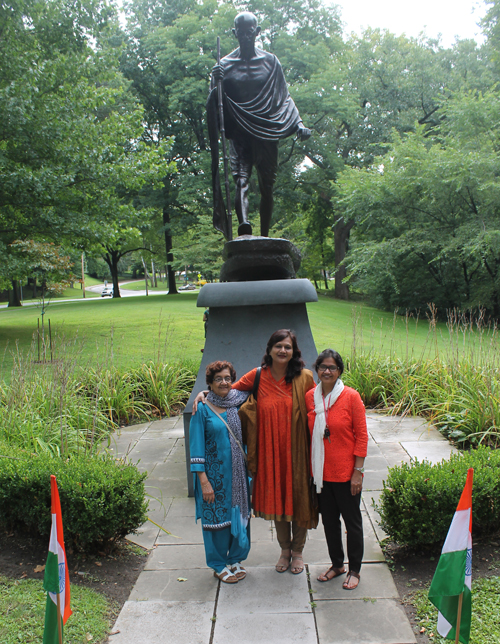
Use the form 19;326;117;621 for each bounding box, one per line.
252;367;262;400
205;401;247;462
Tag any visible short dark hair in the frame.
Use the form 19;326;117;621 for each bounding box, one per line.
205;361;236;386
314;349;344;376
262;329;305;383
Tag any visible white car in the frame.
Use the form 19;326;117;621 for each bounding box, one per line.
101;286;113;297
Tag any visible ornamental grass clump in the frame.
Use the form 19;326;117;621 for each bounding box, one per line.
376;446;500;548
0;338;197;456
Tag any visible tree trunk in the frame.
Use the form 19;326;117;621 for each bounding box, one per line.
333;218;354;300
103;249;121;298
163;179;178;295
8;279;22;307
163;206;178;295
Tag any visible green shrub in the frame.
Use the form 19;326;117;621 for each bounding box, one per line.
0;453;148;552
377;446;500;548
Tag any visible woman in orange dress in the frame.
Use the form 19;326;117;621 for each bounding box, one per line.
232;329;318;574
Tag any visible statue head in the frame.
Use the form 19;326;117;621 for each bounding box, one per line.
233;12;261;48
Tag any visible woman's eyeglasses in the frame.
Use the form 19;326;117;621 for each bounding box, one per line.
318;365;339;373
213;376;233;383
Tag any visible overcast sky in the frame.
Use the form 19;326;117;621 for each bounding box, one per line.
330;0;487;47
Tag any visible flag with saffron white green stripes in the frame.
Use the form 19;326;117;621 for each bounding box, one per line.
428;467;473;644
43;475;72;644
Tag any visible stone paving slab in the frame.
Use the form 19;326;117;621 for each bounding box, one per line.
129;568;218;602
166;497;196;518
110;600;214;644
363;454;389;471
213;611;317;644
314;598;416;644
127;440;176;464
126;522;159;550
369;423;440;443
217;566;312;614
250;517;275;541
156;515;204;545
401;440;456;464
146;544;208;570
362;469;386;491
362;492;388;542
309;562;398;600
146;475;189;498
377;442;411;467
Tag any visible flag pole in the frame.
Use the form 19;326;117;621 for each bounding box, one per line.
216;36;233;241
56;592;63;644
454;592;464;644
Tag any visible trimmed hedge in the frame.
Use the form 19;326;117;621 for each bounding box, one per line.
0;452;148;552
376;446;500;548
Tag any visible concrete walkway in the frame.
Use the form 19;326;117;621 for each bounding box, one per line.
107;412;456;644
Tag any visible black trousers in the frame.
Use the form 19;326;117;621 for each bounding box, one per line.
318;481;363;574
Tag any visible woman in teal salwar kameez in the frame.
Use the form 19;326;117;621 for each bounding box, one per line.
190;361;251;584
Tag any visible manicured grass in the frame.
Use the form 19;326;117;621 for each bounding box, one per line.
413;577;500;643
120;279;168;291
120;280;199;292
0;575;113;644
0;292;497;378
0;293;204;376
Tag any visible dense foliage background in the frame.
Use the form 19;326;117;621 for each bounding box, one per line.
1;0;499;315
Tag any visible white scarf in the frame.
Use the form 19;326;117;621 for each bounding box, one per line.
312;379;344;493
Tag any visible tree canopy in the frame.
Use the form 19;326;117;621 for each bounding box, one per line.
1;0;499;317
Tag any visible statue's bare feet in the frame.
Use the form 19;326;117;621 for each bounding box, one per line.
238;222;252;236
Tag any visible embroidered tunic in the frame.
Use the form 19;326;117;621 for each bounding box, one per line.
190;403;236;531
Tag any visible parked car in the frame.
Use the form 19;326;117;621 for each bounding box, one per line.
178;284;197;291
101;286;113;297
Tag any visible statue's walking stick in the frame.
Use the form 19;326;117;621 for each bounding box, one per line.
217;36;233;241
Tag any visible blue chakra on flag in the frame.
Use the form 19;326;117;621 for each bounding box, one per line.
465;548;472;576
59;562;65;592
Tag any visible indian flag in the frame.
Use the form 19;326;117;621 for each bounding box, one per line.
428;468;473;644
43;475;72;644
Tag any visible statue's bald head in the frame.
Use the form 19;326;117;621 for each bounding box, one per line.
233;11;261;47
234;12;258;30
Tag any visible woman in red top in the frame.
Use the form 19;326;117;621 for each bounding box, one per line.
305;349;368;590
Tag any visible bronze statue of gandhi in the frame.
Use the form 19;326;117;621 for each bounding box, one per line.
207;12;311;238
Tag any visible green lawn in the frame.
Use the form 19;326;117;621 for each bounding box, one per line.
0;291;496;378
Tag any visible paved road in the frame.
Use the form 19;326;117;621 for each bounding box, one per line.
107;412;456;644
0;282;198;309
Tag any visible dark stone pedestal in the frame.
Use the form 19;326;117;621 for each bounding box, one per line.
220;236;301;281
182;279;318;496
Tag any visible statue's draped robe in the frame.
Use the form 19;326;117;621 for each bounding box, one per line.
207;48;302;238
